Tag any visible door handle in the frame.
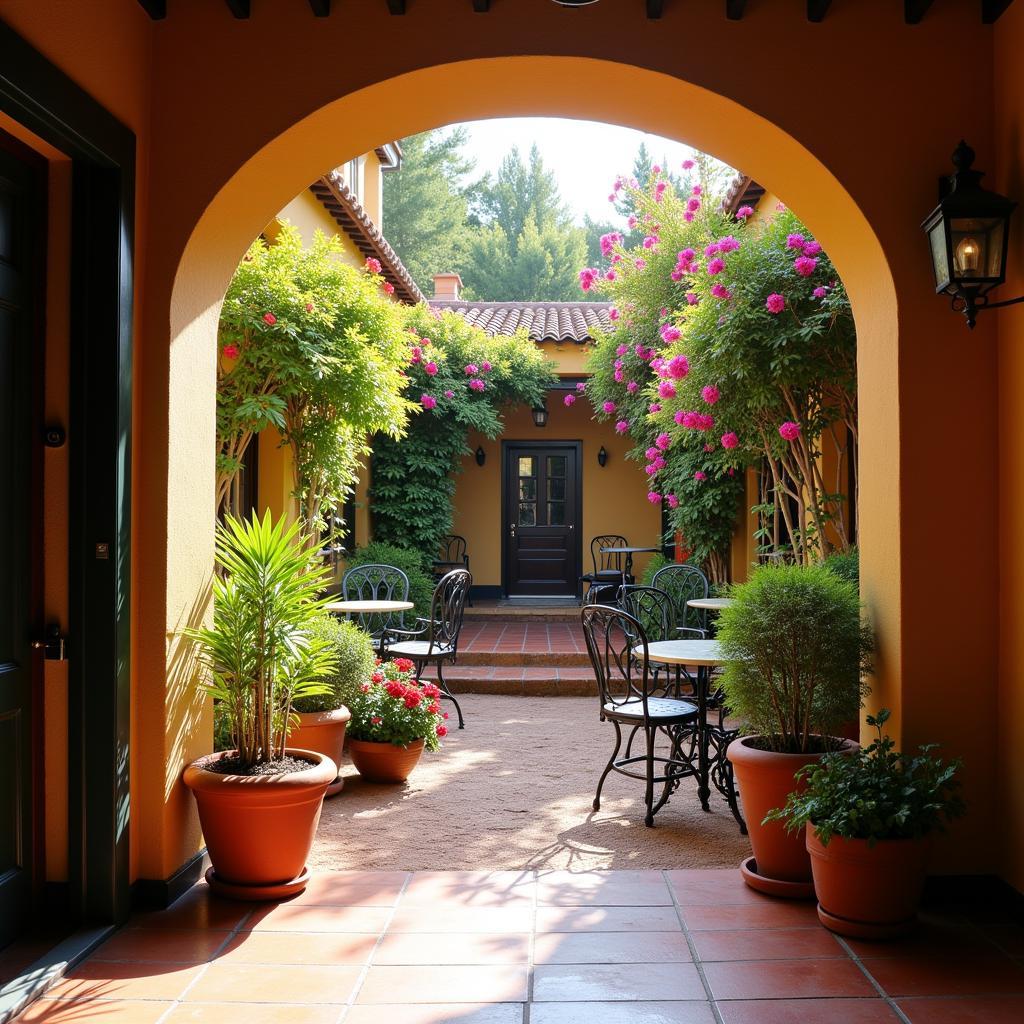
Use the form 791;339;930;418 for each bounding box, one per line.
32;623;68;661
510;524;516;537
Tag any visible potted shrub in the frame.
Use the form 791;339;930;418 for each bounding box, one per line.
288;616;376;796
719;563;873;898
768;708;964;937
346;658;448;783
182;512;339;901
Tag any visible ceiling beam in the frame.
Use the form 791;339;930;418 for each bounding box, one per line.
647;0;665;18
224;0;250;17
387;0;406;12
137;0;166;18
904;0;933;22
982;0;1014;22
473;0;491;10
807;0;832;21
309;0;331;15
725;1;747;20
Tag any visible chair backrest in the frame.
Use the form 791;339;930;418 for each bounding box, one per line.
618;585;677;643
651;562;710;632
590;534;629;575
427;568;472;652
341;563;410;638
581;603;654;714
439;534;468;565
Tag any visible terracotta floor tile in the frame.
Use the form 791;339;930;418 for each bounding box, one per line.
373;932;530;965
285;872;407;907
184;963;362;1004
400;878;535;908
45;961;203;1001
344;1004;523;1024
667;870;778;907
356;964;529;1003
530;1001;715;1024
861;954;1024;997
533;931;692;965
246;903;390;933
161;1004;340;1024
90;927;233;963
129;888;255;931
218;929;378;964
844;918;1003;959
980;924;1024;957
535;906;682;933
681;902;820;931
387;906;534;933
533;962;706;1002
896;995;1024;1023
715;998;900;1023
691;926;846;961
702;958;877;1000
15;999;174;1023
537;878;672;907
407;871;534;887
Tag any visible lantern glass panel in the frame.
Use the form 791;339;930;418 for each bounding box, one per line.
928;221;951;289
950;217;1005;283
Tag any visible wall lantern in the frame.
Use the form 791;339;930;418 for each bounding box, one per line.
475;445;486;467
531;402;549;428
597;446;608;467
923;141;1019;329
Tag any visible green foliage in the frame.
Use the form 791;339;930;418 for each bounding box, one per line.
823;547;859;588
717;563;873;754
346;659;448;751
345;541;435;619
370;305;555;560
639;552;670;587
217;224;413;533
184;513;337;769
766;709;965;844
291;615;376;714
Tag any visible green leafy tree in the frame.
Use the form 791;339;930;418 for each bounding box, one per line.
217;225;413;540
370;305;556;560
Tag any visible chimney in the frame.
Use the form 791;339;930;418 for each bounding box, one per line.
432;272;463;301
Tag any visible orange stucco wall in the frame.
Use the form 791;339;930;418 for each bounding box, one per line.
1;0;1020;889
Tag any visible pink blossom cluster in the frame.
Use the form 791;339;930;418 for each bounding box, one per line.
600;232;623;258
564;394;576;407
667;354;690;379
666;494;680;509
736;205;754;220
675;410;715;431
615;420;630;434
721;432;739;450
421;394;436;409
365;257;382;274
779;421;801;441
765;293;786;314
647;491;662;504
654;180;668;203
660;323;681;343
711;283;732;300
579;267;599;292
701;385;719;404
468;378;486;392
643;235;659;250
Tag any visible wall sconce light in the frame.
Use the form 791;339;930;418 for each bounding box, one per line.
475;445;486;467
923;141;1020;328
531;402;549;428
597;446;608;467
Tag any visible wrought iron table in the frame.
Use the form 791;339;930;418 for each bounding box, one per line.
325;599;414;616
686;597;735;612
600;545;661;579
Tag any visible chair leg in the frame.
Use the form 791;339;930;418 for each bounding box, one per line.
644;726;656;827
593;720;622;812
435;660;465;730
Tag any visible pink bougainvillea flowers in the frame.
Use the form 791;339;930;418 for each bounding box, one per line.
616;344;629;356
647;492;662;504
682;159;695;170
717;235;740;253
765;293;786;314
794;256;818;277
626;381;639;393
424;361;438;376
420;394;437;410
469;378;486;392
481;361;492;372
694;471;706;481
634;258;647;270
736;205;754;220
464;363;479;375
648;402;661;413
444;390;455;399
655;432;672;450
686;292;699;305
786;234;805;250
603;400;616;414
262;312;277;326
721;432;739;449
563;394;576;407
643;235;658;249
686;198;700;213
813;286;829;299
615;419;629;434
660;324;681;343
701;384;720;404
382;282;395;295
803;241;822;257
711;284;732;300
658;381;677;399
222;344;239;359
579;267;599;291
666;493;679;509
576;382;587;393
668;354;690;379
779;421;802;441
365;257;382;273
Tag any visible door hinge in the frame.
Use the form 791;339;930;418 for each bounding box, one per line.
32;623;68;661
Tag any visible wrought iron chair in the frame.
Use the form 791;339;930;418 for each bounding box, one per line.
434;534;472;606
340;563;410;652
651;562;711;637
580;533;632;604
380;568;472;729
581;604;700;827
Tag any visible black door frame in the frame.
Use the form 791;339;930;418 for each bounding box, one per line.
0;14;134;951
500;439;583;599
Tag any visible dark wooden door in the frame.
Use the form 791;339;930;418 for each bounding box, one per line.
504;444;580;596
0;145;39;948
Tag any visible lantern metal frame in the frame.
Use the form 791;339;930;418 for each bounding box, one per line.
922;141;1020;328
475;445;486;467
531;402;549;428
597;446;608;467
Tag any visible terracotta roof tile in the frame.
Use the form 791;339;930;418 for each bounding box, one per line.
722;173;766;216
429;300;612;343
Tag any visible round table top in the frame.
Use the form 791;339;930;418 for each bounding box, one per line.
600;545;662;554
686;597;735;611
325;599;414;614
637;639;726;667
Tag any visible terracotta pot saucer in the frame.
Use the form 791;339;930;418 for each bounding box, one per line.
205;864;311;902
325;776;345;797
740;856;815;900
817;902;916;939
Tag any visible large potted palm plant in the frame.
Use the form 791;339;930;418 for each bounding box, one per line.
719;563;873;898
183;512;339;901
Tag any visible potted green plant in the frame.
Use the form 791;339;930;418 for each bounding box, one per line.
182;512;339;901
767;708;964;937
346;658;448;783
288;615;376;796
719;563;873;898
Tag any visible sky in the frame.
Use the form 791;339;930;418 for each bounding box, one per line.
451;117;734;225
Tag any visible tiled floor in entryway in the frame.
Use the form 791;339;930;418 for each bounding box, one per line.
13;870;1024;1024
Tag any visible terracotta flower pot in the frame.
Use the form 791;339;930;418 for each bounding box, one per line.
349;737;425;783
727;735;858;899
807;826;930;938
289;707;351;797
183;748;336;900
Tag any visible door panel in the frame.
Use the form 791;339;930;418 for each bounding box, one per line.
505;444;580;596
0;146;38;948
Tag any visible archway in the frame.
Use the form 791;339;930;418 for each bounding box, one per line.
146;56;902;883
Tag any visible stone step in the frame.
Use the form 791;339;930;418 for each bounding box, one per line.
463;601;581;623
455;649;590;667
420;663;597;697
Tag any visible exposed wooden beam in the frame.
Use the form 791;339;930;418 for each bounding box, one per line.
904;0;934;23
137;0;166;18
387;0;407;13
473;0;491;11
807;0;832;22
982;0;1014;23
725;1;747;21
309;0;331;15
647;0;666;18
225;0;250;17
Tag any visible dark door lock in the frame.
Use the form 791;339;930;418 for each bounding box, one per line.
31;624;68;661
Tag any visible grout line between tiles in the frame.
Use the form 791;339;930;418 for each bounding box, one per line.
664;868;724;1024
832;933;913;1024
523;868;537;1024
